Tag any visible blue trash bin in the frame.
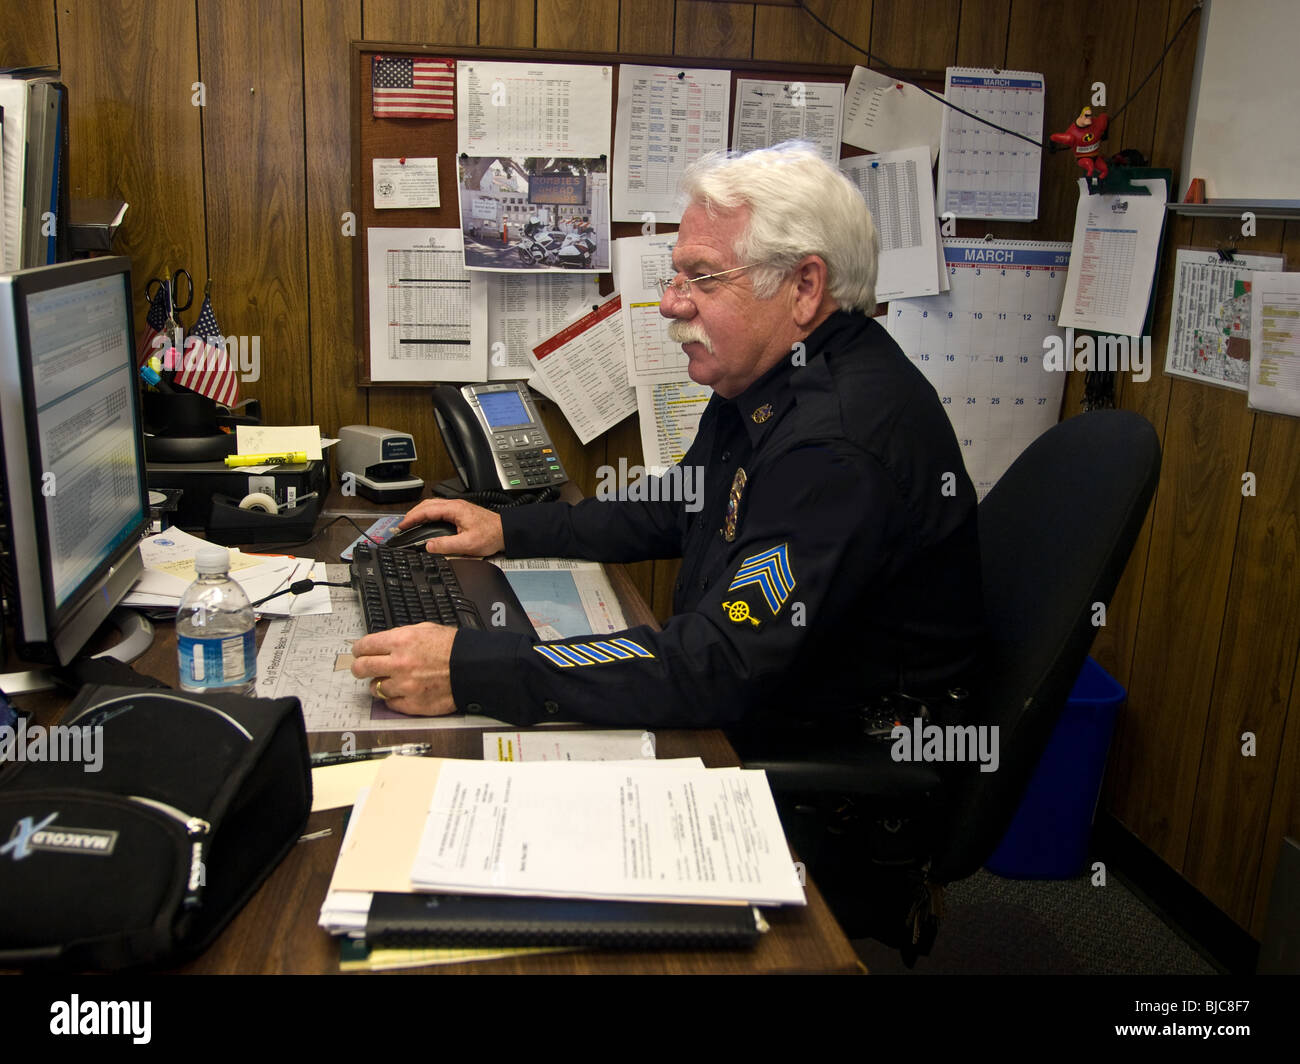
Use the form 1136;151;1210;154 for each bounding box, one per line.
985;657;1126;879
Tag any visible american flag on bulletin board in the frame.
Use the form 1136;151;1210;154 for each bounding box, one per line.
372;56;454;119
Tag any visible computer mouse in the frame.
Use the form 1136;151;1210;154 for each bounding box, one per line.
385;520;458;549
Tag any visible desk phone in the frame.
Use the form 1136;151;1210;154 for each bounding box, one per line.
432;383;568;493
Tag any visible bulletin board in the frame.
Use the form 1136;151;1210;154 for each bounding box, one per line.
348;40;922;387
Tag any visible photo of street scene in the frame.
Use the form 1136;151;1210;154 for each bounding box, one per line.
458;155;610;273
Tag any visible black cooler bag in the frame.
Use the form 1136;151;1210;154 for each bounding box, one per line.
0;684;311;970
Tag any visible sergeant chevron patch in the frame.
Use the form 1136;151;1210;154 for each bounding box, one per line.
533;638;655;668
727;543;796;617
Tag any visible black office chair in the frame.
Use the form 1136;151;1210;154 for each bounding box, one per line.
734;409;1162;963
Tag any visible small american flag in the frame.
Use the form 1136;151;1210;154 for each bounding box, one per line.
177;293;239;407
372;56;454;119
136;283;169;367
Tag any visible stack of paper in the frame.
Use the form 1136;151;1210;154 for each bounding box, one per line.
0;76;30;270
122;527;331;616
319;755;804;936
0;74;65;269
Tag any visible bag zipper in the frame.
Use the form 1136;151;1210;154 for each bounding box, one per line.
67;691;254;740
128;795;211;909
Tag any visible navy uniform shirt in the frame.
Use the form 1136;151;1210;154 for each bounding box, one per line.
450;310;984;727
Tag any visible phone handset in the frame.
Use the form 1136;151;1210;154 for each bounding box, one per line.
431;385;497;492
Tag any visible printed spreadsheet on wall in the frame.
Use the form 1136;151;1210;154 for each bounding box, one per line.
887;239;1071;499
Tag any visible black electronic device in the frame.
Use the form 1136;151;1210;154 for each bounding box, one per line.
385;520;457;550
349;542;535;638
431;382;567;495
0;256;152;672
146;455;329;531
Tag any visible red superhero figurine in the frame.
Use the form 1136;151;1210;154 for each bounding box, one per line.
1051;105;1111;181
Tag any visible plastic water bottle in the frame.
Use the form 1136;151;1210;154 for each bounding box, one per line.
177;545;256;695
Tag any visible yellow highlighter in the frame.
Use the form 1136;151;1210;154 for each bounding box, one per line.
224;451;309;467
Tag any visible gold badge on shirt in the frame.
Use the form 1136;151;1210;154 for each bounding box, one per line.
722;467;747;542
751;403;773;424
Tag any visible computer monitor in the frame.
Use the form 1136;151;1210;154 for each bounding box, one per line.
0;256;149;670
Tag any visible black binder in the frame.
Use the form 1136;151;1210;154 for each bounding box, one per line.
364;892;765;950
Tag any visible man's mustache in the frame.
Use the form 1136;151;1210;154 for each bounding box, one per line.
666;321;713;353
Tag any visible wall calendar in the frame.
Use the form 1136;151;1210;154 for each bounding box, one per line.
887;238;1071;499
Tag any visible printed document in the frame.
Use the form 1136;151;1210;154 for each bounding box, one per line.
842;66;943;162
1248;271;1300;417
408;759;806;905
613;233;687;384
613;65;730;222
1165;247;1284;392
483;729;655;762
527;294;635;444
732;78;843;164
367;228;488;382
133;526;262;583
456;61;611;157
1059;178;1167;338
840;147;941;300
372;157;440;209
636;380;711;472
485;273;601;380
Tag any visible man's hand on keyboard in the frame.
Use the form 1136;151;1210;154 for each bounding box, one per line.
350;622;458;716
397;499;504;557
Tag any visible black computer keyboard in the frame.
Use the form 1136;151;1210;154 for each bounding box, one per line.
350;543;536;638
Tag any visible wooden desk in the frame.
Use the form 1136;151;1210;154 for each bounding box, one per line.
176;728;860;975
9;503;862;975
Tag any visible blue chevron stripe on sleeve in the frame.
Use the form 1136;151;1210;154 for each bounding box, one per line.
728;543;796;615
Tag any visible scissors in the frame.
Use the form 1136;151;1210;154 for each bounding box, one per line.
146;268;194;313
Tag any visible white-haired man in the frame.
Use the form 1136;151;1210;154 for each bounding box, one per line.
352;143;983;728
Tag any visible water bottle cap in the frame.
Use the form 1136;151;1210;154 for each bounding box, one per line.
195;546;231;574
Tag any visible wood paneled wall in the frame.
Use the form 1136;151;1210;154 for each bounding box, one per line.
3;0;1296;941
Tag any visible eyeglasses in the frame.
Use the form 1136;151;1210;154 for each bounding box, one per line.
654;263;764;300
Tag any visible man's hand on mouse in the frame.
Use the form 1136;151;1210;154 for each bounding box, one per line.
397;499;504;557
350;622;458;716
